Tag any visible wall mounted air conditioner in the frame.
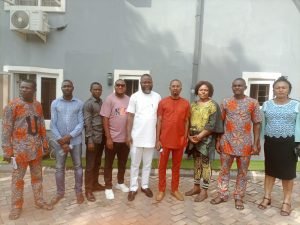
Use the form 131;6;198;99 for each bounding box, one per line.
10;10;49;33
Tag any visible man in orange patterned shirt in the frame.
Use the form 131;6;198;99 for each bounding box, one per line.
210;78;261;210
2;80;53;220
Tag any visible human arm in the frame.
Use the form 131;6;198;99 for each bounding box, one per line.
66;102;84;143
83;101;95;151
103;116;113;150
50;100;63;142
155;115;162;151
251;122;261;155
126;112;134;146
1;104;14;162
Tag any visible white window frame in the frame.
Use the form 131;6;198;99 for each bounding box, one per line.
243;72;281;106
3;65;63;129
114;69;150;91
4;0;66;13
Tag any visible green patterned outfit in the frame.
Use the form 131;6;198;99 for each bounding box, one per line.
188;100;223;189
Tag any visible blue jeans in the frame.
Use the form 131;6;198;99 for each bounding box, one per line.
55;143;83;196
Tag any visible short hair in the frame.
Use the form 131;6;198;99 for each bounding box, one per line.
62;79;73;86
232;78;246;85
194;81;214;97
21;79;36;91
90;82;102;90
169;79;182;87
114;79;126;86
141;74;152;80
273;76;292;94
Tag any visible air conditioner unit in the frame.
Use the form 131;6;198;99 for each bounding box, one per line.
10;10;49;33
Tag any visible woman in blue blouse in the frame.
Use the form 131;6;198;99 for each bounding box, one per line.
259;76;300;216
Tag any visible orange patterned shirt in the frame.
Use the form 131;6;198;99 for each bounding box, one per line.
220;96;261;156
1;98;48;163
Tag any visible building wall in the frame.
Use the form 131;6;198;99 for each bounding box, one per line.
0;0;197;100
199;0;300;103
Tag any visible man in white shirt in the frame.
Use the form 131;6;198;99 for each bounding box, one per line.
126;74;161;201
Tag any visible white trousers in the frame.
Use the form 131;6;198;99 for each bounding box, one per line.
129;146;154;191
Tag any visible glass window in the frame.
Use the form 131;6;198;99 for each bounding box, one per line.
41;77;56;119
124;79;139;97
250;84;270;106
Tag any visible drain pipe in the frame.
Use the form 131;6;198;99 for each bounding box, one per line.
190;0;205;101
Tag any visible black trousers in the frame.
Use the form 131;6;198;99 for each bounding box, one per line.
104;142;130;189
84;141;105;192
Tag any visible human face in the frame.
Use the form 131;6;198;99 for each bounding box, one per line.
273;81;290;99
198;84;210;101
169;80;182;98
90;84;102;99
114;80;126;97
61;81;74;98
140;76;153;94
20;81;35;102
232;79;246;97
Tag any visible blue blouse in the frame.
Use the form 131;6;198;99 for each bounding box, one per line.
261;99;300;141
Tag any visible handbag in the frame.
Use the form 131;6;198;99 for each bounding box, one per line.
295;143;300;157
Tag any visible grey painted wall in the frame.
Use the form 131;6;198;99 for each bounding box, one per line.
0;0;196;100
199;0;300;104
1;0;300;159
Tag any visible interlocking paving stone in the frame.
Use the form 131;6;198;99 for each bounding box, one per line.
0;169;300;225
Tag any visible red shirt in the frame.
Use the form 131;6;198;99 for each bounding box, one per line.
157;96;190;149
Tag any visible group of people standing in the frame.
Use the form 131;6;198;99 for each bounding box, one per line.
2;75;299;220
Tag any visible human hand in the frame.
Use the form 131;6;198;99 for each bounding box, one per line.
87;143;95;151
126;135;132;147
106;138;113;150
155;141;162;151
3;156;12;163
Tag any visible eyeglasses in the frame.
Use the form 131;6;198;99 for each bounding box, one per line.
115;84;125;87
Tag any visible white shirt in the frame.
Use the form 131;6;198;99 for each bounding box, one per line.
127;90;161;147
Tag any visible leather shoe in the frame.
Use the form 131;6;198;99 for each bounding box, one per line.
141;188;153;198
50;195;64;206
156;192;165;202
85;192;96;202
93;183;105;192
76;193;84;204
171;191;184;201
128;191;137;201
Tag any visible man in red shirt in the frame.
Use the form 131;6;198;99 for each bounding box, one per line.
156;79;190;201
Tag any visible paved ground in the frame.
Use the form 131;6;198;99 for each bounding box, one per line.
0;167;300;225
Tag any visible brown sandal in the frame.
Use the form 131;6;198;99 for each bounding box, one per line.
194;192;208;202
9;208;22;220
210;196;226;205
235;199;244;210
35;201;54;210
258;197;271;210
280;202;291;216
185;188;201;196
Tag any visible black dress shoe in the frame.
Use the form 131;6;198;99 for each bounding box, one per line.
93;183;105;192
128;191;137;201
141;188;153;198
85;192;96;202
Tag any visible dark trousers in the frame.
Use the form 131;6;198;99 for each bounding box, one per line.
104;142;130;189
84;141;105;192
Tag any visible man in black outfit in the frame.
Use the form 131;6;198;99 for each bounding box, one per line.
83;82;105;201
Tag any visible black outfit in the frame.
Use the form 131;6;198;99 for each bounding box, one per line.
83;96;104;192
264;136;297;180
104;142;130;189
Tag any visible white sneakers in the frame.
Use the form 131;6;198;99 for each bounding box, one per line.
115;183;129;192
105;184;129;200
105;189;114;200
